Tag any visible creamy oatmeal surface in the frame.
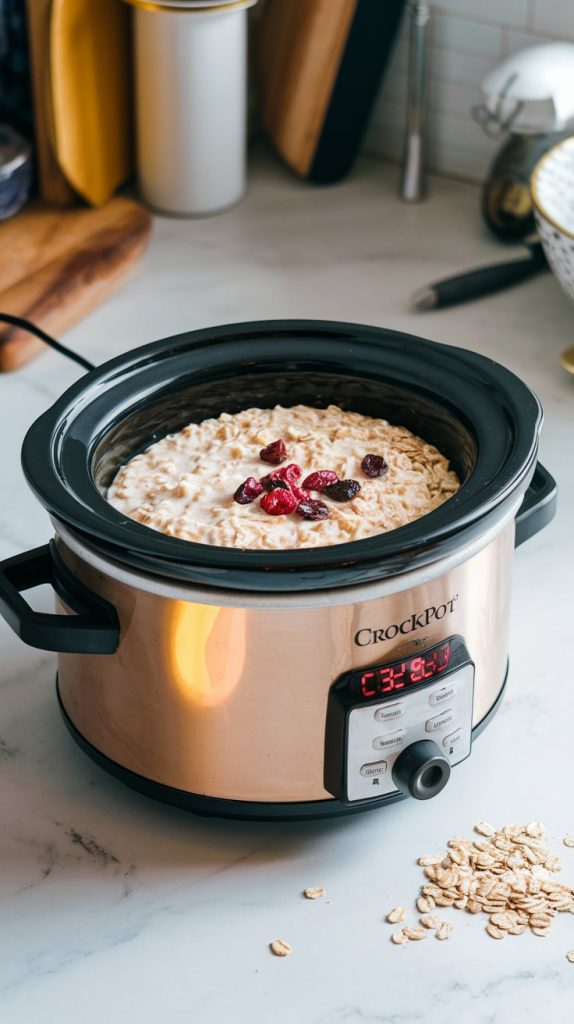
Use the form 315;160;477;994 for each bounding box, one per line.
107;405;460;549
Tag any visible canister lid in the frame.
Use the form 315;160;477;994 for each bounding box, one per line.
122;0;257;14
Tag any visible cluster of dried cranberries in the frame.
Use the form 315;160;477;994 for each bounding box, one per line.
233;439;388;519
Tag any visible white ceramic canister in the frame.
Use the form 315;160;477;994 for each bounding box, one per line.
126;0;256;215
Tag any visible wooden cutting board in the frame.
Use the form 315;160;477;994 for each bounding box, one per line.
257;0;405;183
0;197;152;372
25;0;132;206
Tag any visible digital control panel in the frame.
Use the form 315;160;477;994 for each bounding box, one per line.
324;637;474;803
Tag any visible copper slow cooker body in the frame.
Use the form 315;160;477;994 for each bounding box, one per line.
54;515;514;807
0;322;557;819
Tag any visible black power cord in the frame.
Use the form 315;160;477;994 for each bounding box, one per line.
0;312;96;372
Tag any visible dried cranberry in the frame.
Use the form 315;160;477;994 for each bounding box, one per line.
233;477;265;504
324;479;361;502
261;463;301;486
260;489;299;516
280;464;309;501
296;499;330;521
261;477;290;492
302;470;339;491
281;463;303;486
261;464;309;501
290;483;311;503
260;439;287;465
361;454;388;478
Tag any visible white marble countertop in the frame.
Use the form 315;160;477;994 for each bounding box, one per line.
0;152;572;1024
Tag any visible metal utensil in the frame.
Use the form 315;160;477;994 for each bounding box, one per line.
400;0;429;203
412;238;547;310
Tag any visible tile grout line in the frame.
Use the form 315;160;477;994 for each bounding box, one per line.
431;4;530;31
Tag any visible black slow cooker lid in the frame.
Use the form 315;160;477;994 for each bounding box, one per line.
22;321;542;591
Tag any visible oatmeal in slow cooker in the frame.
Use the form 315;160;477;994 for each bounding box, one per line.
107;405;460;549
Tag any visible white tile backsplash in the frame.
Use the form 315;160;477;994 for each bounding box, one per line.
429;47;500;86
502;28;549;53
432;0;529;27
530;1;574;38
428;77;482;118
431;13;503;56
365;1;574;183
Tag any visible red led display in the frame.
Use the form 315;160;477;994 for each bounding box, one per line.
358;641;451;699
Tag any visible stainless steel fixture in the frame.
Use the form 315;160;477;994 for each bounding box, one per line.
400;1;429;203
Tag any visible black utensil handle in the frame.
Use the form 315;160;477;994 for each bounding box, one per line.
514;463;557;548
0;541;119;653
432;256;544;307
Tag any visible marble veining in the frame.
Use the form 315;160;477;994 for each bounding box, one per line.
0;153;572;1024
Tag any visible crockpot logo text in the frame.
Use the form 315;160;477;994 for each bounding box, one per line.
354;595;459;647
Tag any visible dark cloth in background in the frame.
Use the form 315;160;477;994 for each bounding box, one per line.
0;0;33;139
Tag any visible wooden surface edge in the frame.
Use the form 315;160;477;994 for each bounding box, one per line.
257;0;358;176
0;205;152;372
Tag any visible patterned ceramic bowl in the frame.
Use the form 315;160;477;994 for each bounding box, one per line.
532;136;574;304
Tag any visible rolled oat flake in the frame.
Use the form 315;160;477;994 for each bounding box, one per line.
303;887;326;900
417;896;435;914
386;906;406;924
474;822;496;837
270;940;292;957
403;926;428;941
420;913;441;930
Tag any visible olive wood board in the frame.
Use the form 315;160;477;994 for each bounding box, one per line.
0;197;152;372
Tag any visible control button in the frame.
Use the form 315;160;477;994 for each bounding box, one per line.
429;684;456;707
373;729;406;751
360;760;388;777
392;739;451;801
425;709;456;733
374;702;405;723
443;728;464;752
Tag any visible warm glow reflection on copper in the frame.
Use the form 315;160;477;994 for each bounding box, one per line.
170;601;247;707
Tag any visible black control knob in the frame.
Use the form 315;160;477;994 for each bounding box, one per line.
392;739;451;800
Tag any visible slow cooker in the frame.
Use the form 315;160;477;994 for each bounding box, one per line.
0;321;556;820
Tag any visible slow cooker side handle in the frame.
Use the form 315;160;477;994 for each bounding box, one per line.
514;462;557;548
0;541;119;654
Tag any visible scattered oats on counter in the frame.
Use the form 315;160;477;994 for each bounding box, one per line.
563;837;574;848
566;950;574;963
388;821;574;951
270;940;292;957
303;886;326;900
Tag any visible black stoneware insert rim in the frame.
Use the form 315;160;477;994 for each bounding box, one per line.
21;320;542;591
